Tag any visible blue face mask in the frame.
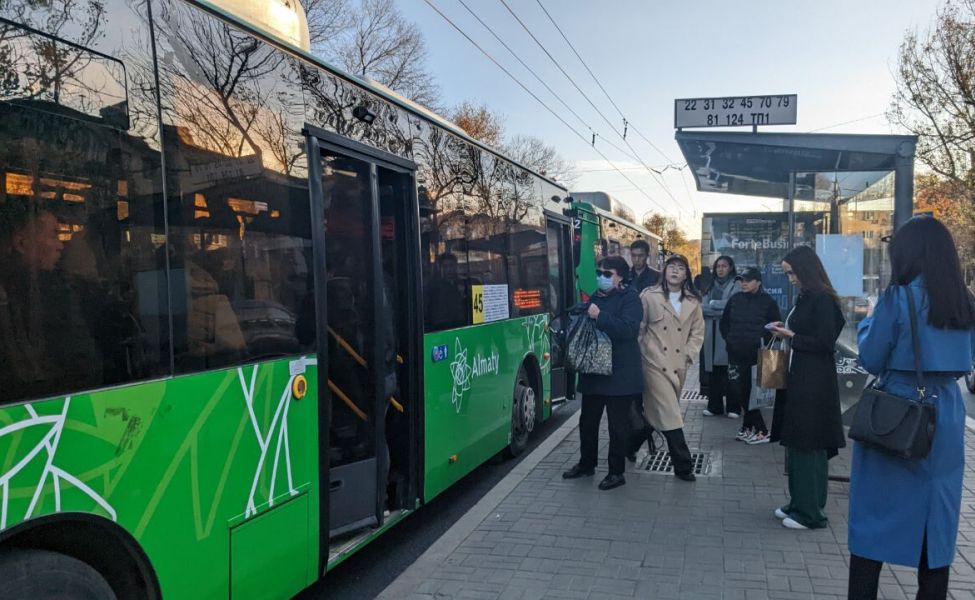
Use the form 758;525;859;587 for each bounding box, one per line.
596;275;615;292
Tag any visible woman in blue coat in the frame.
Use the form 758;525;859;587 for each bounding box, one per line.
849;217;975;600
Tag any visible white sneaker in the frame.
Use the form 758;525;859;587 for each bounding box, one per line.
726;412;740;419
735;428;753;441
747;432;771;445
774;507;789;519
782;517;809;530
703;409;717;417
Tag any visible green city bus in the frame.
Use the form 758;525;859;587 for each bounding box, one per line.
0;1;578;598
568;195;664;300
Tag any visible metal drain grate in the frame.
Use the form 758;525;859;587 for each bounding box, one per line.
680;389;707;402
638;450;712;476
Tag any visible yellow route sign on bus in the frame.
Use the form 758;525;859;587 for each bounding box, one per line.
471;284;509;324
471;285;485;324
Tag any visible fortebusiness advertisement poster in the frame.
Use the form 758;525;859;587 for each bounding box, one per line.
701;212;824;313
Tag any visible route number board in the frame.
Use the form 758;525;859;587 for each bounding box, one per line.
674;94;797;128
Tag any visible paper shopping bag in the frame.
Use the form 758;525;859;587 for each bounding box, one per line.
757;339;788;389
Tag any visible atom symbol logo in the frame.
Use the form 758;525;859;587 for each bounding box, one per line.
449;337;472;413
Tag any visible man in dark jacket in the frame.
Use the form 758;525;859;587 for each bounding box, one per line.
563;255;643;491
719;267;781;443
627;239;660;293
623;239;660;461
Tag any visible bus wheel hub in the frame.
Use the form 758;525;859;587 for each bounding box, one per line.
516;384;535;434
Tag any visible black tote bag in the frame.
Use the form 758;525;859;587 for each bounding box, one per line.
848;289;936;459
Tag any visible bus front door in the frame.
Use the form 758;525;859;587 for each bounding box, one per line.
546;215;575;402
307;134;418;543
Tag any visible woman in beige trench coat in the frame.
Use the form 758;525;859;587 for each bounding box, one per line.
640;254;705;481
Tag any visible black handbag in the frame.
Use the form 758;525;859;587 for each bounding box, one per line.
848;289;936;459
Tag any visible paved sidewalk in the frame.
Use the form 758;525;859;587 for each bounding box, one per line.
380;381;975;600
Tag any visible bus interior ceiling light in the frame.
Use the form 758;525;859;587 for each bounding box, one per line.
353;105;377;124
208;0;310;51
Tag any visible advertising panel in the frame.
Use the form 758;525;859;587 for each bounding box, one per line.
701;212;824;313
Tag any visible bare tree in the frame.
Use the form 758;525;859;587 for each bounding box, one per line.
303;0;352;50
504;135;577;187
889;0;975;200
309;0;439;107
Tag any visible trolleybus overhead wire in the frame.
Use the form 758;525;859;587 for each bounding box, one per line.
421;0;678;217
499;0;686;217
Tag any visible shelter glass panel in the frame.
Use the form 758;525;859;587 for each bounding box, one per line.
792;170;894;352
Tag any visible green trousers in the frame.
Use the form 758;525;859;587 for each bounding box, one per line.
784;447;828;528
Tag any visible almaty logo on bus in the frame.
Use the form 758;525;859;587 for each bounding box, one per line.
448;337;500;413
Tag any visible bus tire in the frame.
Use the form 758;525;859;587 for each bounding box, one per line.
0;548;117;600
506;365;537;458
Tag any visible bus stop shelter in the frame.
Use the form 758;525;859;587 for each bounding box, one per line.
675;129;918;422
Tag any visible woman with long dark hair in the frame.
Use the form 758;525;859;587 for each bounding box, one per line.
767;245;846;530
638;254;705;481
702;255;739;417
848;217;975;600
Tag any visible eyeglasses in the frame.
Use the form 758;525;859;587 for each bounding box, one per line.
595;269;617;278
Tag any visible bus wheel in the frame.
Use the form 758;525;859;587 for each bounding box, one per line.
0;549;117;600
506;366;537;458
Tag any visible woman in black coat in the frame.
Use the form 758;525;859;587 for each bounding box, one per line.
768;246;846;530
563;255;643;492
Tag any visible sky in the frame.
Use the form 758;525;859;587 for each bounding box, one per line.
393;0;943;236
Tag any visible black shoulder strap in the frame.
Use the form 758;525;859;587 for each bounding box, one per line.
904;287;926;399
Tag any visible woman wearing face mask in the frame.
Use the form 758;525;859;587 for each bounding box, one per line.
639;254;705;481
702;256;740;418
563;256;644;491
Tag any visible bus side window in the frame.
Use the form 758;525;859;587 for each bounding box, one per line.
0;1;168;404
153;3;314;372
413;119;473;333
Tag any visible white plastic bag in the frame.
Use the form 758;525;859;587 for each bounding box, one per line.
749;365;776;410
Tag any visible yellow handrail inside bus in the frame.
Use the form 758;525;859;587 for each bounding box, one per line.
327;380;368;421
328;327;367;368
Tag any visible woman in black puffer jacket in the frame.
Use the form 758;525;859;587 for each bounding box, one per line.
720;267;781;443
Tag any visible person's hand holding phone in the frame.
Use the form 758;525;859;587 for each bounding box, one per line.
766;321;794;339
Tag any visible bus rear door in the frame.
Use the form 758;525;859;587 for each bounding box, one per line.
545;213;575;402
306;129;420;554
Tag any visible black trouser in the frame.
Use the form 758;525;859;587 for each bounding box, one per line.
706;365;734;414
729;361;767;433
848;533;948;600
661;428;693;476
579;393;635;476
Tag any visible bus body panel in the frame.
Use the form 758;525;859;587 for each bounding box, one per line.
0;357;320;599
422;315;551;500
0;0;567;594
